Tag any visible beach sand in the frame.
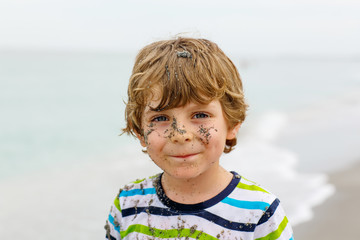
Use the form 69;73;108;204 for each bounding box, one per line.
293;161;360;239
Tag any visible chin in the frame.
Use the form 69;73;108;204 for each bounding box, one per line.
164;166;206;180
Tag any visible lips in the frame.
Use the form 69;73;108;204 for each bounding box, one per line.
171;153;198;159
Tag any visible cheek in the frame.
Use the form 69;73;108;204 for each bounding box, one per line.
143;129;154;145
197;125;219;145
145;130;167;152
142;123;164;145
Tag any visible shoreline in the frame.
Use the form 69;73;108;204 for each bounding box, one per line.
293;160;360;239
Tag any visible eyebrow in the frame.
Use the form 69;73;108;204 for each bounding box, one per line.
143;101;215;115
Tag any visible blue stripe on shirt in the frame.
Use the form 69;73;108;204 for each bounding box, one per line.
120;188;156;197
108;214;120;233
221;197;270;211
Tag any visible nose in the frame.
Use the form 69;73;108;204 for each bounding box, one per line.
169;118;194;143
170;129;194;143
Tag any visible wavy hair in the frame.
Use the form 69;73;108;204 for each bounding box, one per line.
123;37;248;153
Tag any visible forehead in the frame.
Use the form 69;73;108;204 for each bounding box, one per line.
144;97;221;116
143;85;215;112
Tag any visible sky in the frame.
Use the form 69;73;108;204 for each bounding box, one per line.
0;0;359;56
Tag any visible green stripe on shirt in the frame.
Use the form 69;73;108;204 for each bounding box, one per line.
236;182;269;194
255;216;289;240
114;197;121;212
120;224;218;239
132;178;146;184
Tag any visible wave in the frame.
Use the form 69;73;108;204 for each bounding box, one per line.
222;111;335;226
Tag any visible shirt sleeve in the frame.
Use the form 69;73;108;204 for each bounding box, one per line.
105;194;122;240
253;198;294;240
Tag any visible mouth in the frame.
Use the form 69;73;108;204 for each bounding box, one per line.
171;153;199;159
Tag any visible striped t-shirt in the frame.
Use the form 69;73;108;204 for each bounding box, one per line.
105;172;294;240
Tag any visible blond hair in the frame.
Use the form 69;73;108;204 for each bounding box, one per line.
123;37;247;153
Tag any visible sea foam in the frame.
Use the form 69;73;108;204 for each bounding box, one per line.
222;111;335;226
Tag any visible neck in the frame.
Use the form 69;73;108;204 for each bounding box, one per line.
161;165;232;204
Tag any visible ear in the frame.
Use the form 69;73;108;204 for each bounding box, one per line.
135;132;147;147
226;122;241;140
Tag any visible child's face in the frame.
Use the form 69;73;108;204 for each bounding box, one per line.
137;91;239;180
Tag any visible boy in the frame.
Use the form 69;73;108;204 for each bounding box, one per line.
105;37;294;239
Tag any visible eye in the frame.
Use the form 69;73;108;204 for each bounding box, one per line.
151;115;169;122
193;112;209;119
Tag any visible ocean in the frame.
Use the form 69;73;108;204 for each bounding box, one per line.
1;51;359;239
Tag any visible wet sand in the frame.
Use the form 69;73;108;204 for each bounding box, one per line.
294;161;360;239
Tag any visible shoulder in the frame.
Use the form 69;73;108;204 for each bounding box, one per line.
115;174;161;211
217;175;279;217
121;174;160;195
231;176;294;240
232;175;277;204
105;174;161;239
